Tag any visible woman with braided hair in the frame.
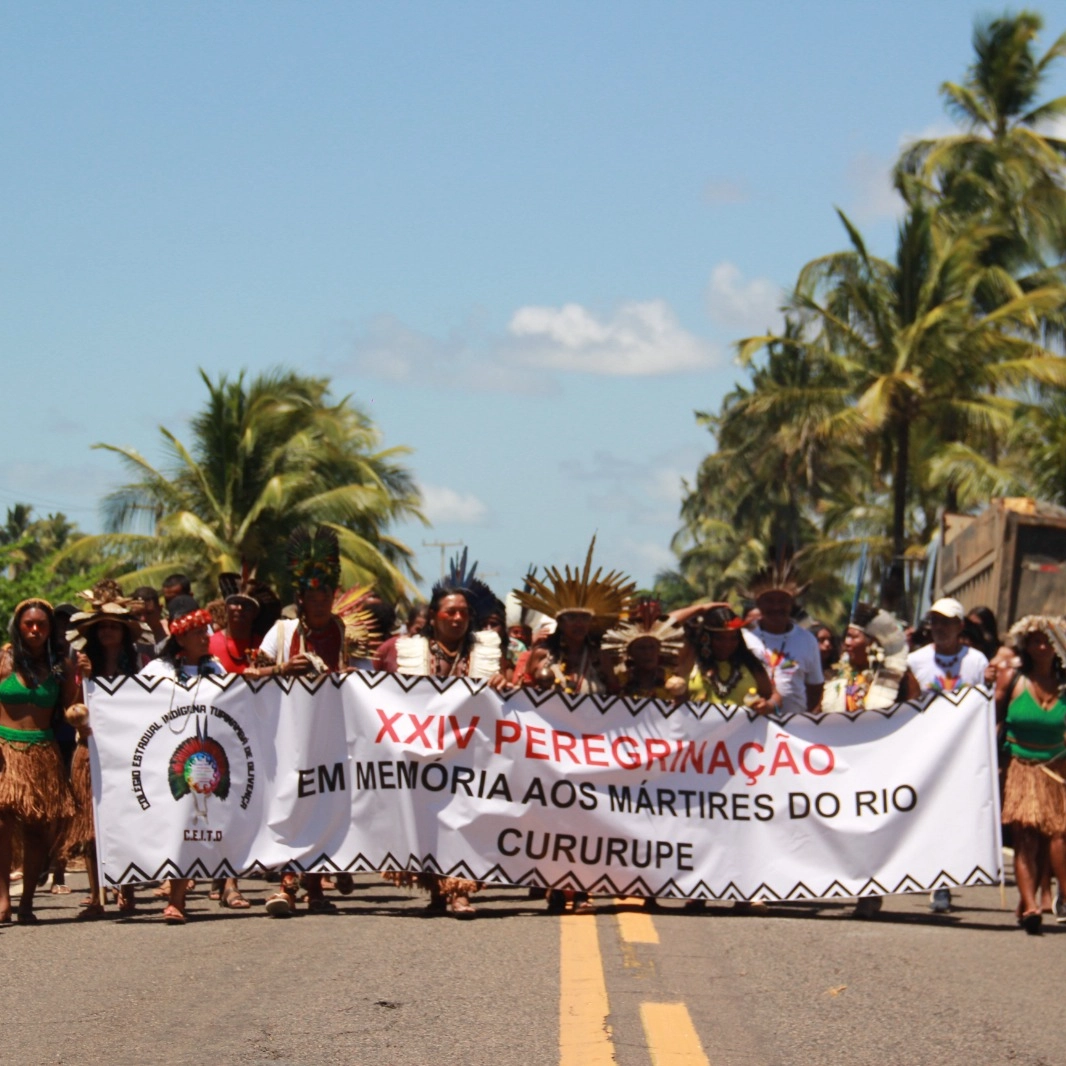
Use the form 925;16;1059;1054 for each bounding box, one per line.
0;599;77;923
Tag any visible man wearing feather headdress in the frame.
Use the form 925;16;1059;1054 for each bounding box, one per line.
247;525;377;916
379;549;507;917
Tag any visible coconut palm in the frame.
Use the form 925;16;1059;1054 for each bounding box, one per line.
738;204;1066;606
59;369;424;603
896;10;1066;275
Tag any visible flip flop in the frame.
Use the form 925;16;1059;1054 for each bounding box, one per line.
219;889;251;910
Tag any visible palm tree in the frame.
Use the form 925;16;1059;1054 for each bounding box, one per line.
738;204;1066;607
60;369;424;602
896;10;1066;274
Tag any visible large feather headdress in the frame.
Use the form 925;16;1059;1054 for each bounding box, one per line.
333;584;381;658
433;547;501;625
741;558;810;602
602;599;684;662
514;537;634;630
287;525;341;591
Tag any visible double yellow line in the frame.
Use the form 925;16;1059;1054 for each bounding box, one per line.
559;900;711;1065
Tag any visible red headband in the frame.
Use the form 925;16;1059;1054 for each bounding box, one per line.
169;609;213;636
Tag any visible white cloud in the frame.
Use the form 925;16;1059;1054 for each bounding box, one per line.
334;314;556;395
706;262;782;332
703;178;749;205
419;484;489;525
507;300;719;376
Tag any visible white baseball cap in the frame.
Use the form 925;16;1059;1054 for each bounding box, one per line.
929;597;965;620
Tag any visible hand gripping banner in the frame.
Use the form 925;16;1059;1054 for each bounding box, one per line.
86;674;1002;900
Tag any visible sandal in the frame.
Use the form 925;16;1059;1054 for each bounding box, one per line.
117;887;137;915
1021;910;1043;935
16;907;39;925
306;896;337;914
573;900;597;914
50;883;72;895
151;882;170;899
162;904;186;925
76;903;106;922
449;897;476;919
219;888;251;910
265;891;294;917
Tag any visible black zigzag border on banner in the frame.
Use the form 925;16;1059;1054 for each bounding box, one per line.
103;854;1002;897
91;672;991;722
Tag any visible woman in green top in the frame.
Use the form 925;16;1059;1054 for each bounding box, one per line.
0;598;77;923
995;615;1066;935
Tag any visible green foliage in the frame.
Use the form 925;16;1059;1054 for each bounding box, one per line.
56;369;425;605
671;9;1066;617
0;505;114;624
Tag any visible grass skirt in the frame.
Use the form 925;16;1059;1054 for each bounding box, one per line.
1002;757;1066;836
0;737;75;827
60;742;95;859
382;871;480;900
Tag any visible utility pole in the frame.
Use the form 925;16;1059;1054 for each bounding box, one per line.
423;539;464;579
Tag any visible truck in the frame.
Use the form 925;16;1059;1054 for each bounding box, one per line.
933;497;1066;628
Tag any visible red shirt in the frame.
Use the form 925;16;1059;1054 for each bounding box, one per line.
208;631;256;674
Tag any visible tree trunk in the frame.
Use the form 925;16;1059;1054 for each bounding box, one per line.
882;414;909;612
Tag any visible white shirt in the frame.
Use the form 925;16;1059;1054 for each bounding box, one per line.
744;624;824;715
906;643;988;695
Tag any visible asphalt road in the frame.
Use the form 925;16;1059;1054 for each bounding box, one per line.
3;866;1066;1066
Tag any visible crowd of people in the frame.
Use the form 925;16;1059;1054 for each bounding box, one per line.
0;525;1062;932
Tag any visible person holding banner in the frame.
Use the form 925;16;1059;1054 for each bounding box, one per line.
0;599;77;924
996;616;1066;935
602;600;685;700
515;538;634;913
742;564;824;716
249;527;380;914
382;554;505;917
65;580;153;919
904;597;990;914
822;604;908;715
680;605;775;711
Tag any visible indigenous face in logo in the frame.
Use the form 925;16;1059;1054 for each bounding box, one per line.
169;718;231;825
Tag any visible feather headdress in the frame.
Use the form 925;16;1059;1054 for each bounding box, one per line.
1008;615;1066;666
602;599;684;662
333;584;381;659
433;547;501;625
741;558;810;602
287;525;341;591
514;537;634;630
66;579;151;650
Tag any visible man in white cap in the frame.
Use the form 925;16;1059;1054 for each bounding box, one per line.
903;596;989;912
904;598;989;699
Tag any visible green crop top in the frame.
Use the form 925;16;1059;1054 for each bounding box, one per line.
1005;685;1066;762
0;670;60;710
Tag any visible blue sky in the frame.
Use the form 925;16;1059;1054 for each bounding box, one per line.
3;2;1064;598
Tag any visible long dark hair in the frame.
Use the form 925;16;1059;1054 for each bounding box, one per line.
965;606;1001;660
9;599;65;689
689;606;764;677
426;587;476;658
83;624;139;679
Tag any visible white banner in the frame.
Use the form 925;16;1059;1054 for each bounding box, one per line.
87;674;1002;899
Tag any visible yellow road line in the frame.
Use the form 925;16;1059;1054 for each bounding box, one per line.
559;913;616;1066
640;1002;711;1066
614;897;660;944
